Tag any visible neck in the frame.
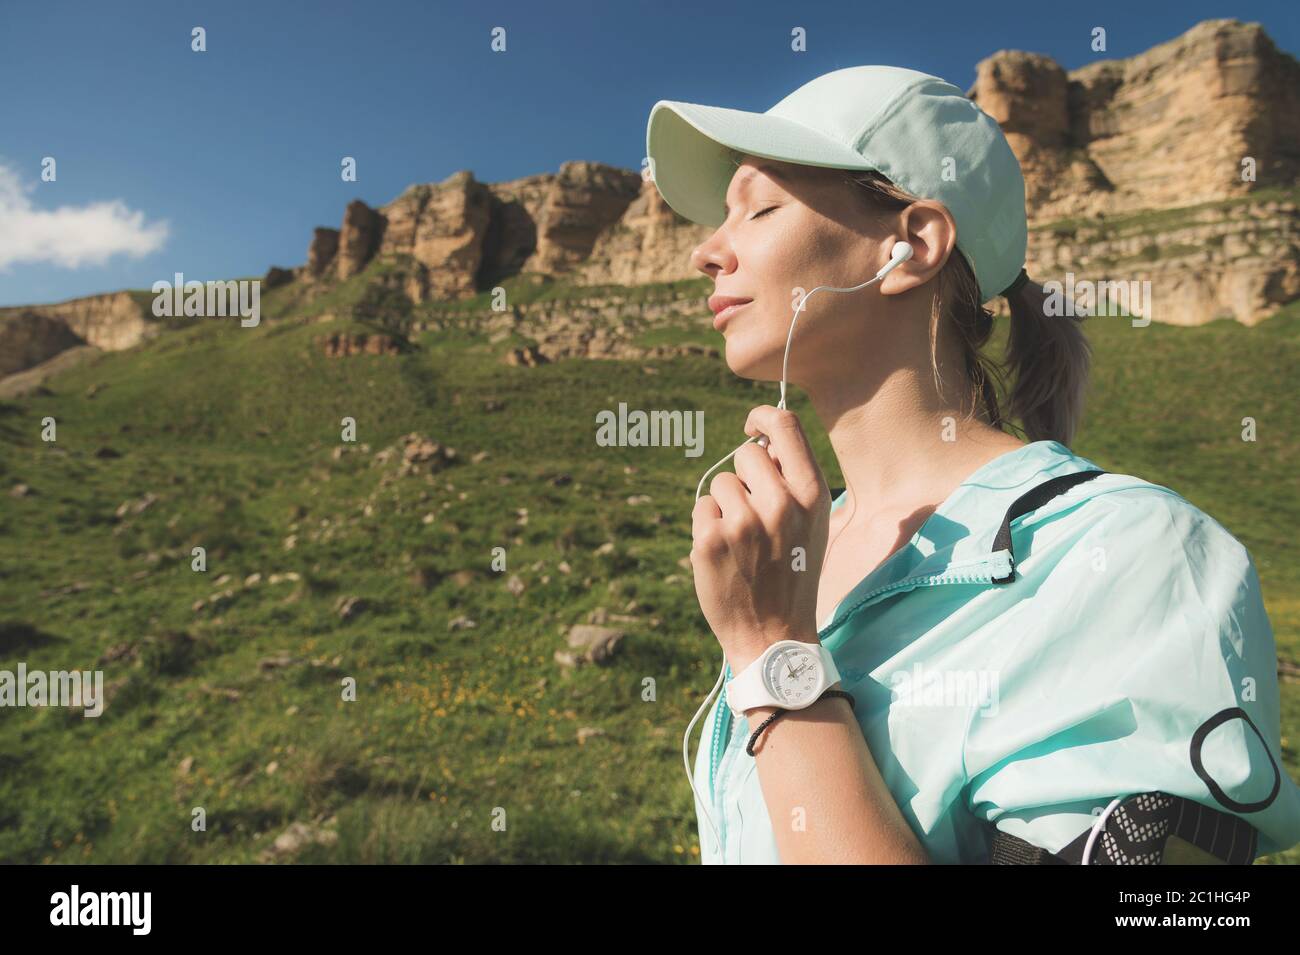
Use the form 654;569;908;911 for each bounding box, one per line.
806;357;1023;524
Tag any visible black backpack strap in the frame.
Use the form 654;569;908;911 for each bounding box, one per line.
988;792;1260;864
990;469;1108;583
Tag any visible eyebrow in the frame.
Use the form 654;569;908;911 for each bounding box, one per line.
723;163;791;218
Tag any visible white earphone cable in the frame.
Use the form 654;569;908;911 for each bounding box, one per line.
684;241;913;858
1081;794;1130;865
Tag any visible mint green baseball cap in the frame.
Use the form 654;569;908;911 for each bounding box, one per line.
645;65;1028;304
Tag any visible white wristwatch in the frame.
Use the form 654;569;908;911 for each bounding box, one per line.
726;639;841;718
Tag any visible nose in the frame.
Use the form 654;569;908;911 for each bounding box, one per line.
690;229;733;278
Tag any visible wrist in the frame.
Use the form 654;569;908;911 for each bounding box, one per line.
742;679;849;731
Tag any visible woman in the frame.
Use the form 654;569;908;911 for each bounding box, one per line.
646;65;1300;864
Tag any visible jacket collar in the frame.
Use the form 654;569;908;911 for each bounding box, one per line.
818;440;1116;637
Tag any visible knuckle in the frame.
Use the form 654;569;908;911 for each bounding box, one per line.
721;513;756;544
692;528;724;556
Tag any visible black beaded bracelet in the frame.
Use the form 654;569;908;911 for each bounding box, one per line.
745;688;856;756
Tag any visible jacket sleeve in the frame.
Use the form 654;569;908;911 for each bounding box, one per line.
961;487;1300;863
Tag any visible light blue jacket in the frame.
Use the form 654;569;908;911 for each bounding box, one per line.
693;439;1300;863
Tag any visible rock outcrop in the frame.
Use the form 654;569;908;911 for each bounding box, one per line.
0;310;86;377
969;19;1300;221
379;170;493;300
336;200;386;280
306;228;340;279
0;292;154;375
317;332;404;357
3;17;1297;386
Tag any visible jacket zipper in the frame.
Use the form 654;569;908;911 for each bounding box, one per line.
706;548;1014;856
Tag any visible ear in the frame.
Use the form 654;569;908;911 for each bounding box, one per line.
878;200;958;296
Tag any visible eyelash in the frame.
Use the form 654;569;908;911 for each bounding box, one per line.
748;205;778;220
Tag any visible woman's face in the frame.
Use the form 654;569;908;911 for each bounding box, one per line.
690;155;895;388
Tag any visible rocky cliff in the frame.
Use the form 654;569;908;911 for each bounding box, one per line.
4;17;1297;383
969;19;1300;221
269;18;1297;327
0;291;155;377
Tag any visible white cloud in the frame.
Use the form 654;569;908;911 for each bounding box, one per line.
0;161;169;270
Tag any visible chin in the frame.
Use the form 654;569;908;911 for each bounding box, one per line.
722;327;788;383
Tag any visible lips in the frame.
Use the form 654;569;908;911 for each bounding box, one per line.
712;301;751;329
709;296;753;330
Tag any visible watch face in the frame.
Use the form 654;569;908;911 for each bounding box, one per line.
763;643;822;707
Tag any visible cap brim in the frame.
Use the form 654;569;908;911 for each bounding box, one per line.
646;100;872;228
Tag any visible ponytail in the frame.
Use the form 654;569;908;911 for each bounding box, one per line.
1002;278;1091;446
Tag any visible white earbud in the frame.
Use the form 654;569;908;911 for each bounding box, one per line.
875;240;914;279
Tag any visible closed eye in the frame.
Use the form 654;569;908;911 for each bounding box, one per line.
748;205;779;220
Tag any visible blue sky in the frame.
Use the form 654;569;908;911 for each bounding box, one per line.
1;0;1296;306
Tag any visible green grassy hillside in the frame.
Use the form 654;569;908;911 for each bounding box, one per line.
1;290;1298;864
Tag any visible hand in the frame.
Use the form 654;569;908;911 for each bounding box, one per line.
689;405;831;671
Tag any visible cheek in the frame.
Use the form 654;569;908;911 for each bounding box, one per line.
717;300;785;374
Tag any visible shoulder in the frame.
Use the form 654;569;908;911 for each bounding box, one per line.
1016;472;1264;633
1027;471;1255;579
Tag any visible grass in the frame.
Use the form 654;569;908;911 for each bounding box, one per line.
0;286;1298;864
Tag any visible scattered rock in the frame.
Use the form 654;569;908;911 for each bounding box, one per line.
10;483;32;498
262;820;339;861
448;616;477;631
114;492;158;519
335;595;368;620
504;345;548;367
577;727;606;745
318;332;403;358
557;624;625;666
258;652;295;671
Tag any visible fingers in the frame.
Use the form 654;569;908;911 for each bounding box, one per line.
690;493;721;560
742;406;823;505
707;471;757;529
692;471;758;551
731;439;789;522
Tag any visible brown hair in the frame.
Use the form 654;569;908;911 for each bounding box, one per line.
839;170;1091;445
